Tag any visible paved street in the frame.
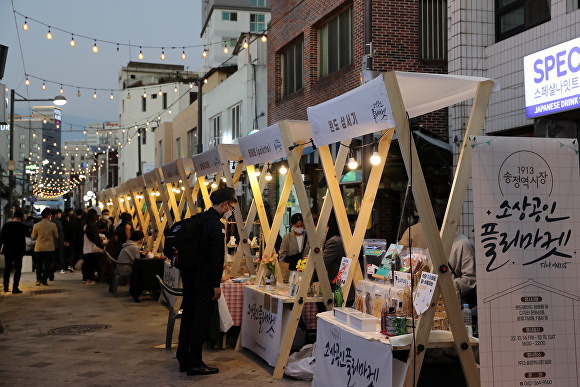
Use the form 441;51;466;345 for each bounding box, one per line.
0;270;311;387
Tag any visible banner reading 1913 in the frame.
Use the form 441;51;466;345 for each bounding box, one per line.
472;136;580;386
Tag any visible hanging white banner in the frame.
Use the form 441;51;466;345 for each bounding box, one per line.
241;286;284;366
238;123;286;165
472;136;580;387
161;161;180;183
191;147;222;176
307;75;395;148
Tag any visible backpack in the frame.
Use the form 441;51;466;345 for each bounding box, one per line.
163;214;203;271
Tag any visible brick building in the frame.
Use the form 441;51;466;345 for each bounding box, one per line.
266;0;450;242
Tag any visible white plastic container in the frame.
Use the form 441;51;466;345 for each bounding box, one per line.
349;312;379;332
334;307;350;324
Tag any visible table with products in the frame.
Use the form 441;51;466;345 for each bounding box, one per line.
239;284;322;366
129;257;165;302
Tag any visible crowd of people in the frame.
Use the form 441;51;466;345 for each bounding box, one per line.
0;207;141;292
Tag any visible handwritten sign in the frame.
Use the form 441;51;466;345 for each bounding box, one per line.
393;271;412;290
238;123;286;165
307;75;395;148
161;161;181;183
338;257;352;287
413;272;438;315
162;261;181;308
191;147;222;175
472;136;580;387
241;286;284;366
314;313;393;387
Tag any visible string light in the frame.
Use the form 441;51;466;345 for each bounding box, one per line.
181;49;187;60
69;34;76;46
202;46;208;58
158;89;163;96
160;49;166;60
143;90;147;98
279;164;288;175
93;90;98;99
41;82;46;90
138;47;144;60
370;144;381;165
59;85;64;94
46;27;52;39
126;91;131;99
22;17;28;30
174;85;178;93
109;91;114;100
203;78;208;84
223;43;229;54
25;77;30;85
347;149;358;170
261;33;267;42
92;40;99;53
77;89;81;97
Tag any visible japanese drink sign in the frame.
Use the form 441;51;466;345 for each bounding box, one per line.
472;136;580;386
238;123;286;165
307;75;396;148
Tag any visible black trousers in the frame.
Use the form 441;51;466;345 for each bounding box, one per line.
176;283;216;368
61;245;74;270
35;251;54;284
82;253;99;282
3;253;24;290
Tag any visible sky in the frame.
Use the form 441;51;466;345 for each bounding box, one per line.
1;0;203;141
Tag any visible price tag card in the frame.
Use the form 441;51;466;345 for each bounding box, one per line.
413;272;438;315
393;271;412;289
338;257;352;286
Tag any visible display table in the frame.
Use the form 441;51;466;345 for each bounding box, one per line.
220;281;249;326
129;258;165;302
240;285;322;366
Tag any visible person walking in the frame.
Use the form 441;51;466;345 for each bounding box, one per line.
176;187;236;376
82;209;106;285
31;208;58;286
0;211;31;293
60;211;76;273
51;209;64;279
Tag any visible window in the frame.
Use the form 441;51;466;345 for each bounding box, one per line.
222;11;237;21
230;104;241;140
19;152;25;158
223;37;238;47
19;143;25;149
142;127;147;145
496;0;550;41
19;134;26;140
175;137;181;159
33;143;39;150
141;96;147;112
159;140;163;165
162;93;168;109
190;92;197;105
211;115;221;145
187;128;197;155
250;14;266;32
420;0;447;60
251;0;265;6
319;7;353;78
281;39;303;96
151;94;157;99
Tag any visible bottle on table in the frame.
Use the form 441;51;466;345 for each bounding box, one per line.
462;303;473;336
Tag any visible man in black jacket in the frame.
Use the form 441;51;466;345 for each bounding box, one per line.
0;211;31;293
177;187;236;376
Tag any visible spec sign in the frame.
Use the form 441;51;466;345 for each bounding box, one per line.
523;36;580;118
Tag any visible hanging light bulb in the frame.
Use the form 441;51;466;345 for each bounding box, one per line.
60;85;64;94
22;18;29;30
143;90;147;98
146;120;150;126
96;131;99;136
138;47;144;60
174;85;178;93
223;42;229;54
221;176;227;183
243;39;249;49
110;91;114;100
265;171;273;181
41;82;46;90
189;82;194;89
347;156;358;170
93;90;98;99
204;180;209;186
83;129;87;135
127;91;131;99
25;77;30;86
211;181;218;189
160;49;166;60
46;27;53;39
116;43;120;52
70;35;76;47
203;78;208;84
158;89;163;96
92;40;99;53
261;34;267;42
279;164;288;175
77;89;81;97
370;145;381;166
202;46;208;58
157;115;161;121
168;109;172;114
181;49;187;60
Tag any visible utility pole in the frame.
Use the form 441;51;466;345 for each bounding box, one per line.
197;79;203;154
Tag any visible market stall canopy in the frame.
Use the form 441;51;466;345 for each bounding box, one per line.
191;144;242;176
160;158;194;183
238;120;311;165
307;72;499;148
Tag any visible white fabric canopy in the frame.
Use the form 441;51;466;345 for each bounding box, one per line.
394;71;500;118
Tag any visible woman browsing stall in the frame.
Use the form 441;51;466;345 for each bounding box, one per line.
279;213;309;271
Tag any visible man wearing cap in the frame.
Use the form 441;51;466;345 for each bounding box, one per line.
177;187;237;376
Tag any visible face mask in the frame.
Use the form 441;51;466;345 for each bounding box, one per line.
223;210;232;219
102;215;109;220
293;227;305;234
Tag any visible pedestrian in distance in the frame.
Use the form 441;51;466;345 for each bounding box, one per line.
51;208;65;279
60;211;76;273
82;209;106;285
0;210;31;293
176;187;237;376
31;208;58;286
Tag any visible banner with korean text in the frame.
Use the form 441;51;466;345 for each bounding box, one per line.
238;123;286;165
472;136;580;386
307;75;396;148
191;147;221;176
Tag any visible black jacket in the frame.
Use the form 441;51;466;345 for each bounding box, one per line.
84;222;105;249
189;207;225;289
0;220;31;255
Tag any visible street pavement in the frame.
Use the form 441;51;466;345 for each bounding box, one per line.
0;269;311;386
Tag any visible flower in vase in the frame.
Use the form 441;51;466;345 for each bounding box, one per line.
296;256;308;272
261;253;278;273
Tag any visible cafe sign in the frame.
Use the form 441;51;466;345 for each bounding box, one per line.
523;36;580;118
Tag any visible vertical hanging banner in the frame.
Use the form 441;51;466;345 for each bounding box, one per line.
306;75;396;148
472;136;580;386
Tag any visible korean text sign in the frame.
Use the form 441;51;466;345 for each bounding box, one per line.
472;136;580;386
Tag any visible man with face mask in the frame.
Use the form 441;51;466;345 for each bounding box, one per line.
97;209;114;239
177;187;237;376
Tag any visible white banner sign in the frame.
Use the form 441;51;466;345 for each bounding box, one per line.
238;123;286;165
523;36;580;118
161;161;180;183
241;286;284;366
413;272;438;315
314;314;392;387
472;136;580;387
191;147;222;176
307;75;396;148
